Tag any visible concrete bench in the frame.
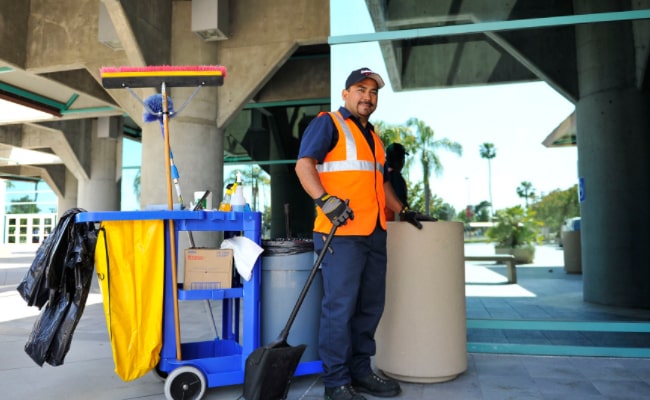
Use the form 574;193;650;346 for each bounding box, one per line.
465;255;517;284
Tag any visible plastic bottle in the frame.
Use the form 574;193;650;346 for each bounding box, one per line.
218;183;234;211
230;171;247;212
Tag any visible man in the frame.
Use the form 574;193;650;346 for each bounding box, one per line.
295;68;421;400
384;143;409;221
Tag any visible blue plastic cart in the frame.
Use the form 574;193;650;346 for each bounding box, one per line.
76;210;322;400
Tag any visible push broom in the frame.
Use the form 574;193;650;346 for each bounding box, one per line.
100;65;226;361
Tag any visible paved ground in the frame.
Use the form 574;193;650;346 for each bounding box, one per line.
1;243;650;399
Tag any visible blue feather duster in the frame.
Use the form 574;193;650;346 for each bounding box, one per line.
143;94;175;123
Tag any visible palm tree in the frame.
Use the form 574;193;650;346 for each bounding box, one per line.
133;169;141;202
474;200;492;222
33;180;39;203
226;166;270;211
406;117;462;214
374;120;418;171
516;181;536;208
479;143;496;219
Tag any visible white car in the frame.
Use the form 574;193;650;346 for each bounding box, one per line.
562;217;581;232
559;217;580;247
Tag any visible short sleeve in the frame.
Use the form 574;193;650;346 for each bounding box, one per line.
297;113;336;163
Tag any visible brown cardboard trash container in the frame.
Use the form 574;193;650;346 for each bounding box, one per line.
562;231;582;273
375;221;466;383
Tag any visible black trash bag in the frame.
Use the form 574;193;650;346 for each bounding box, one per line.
45;210;86;299
19;207;98;367
24;290;72;366
45;224;97;366
44;265;93;365
16;234;55;308
16;208;84;309
262;238;314;256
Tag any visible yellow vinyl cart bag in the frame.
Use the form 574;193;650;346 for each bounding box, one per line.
95;220;164;381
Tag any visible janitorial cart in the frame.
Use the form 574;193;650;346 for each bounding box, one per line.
77;209;323;400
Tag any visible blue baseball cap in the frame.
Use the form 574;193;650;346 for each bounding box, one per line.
345;67;385;89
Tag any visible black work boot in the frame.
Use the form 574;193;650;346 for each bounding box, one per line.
352;372;401;397
324;384;367;400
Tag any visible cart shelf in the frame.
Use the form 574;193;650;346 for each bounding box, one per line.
178;287;243;301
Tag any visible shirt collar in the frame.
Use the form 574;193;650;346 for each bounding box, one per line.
338;106;375;132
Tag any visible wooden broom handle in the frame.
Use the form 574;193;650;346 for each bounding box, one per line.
162;83;182;360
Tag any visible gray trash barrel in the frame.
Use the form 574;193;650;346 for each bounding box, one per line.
261;239;320;362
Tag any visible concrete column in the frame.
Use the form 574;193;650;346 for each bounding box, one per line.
574;1;650;307
57;169;78;216
140;117;223;246
76;119;121;211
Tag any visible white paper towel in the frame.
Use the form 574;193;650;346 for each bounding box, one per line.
220;236;264;281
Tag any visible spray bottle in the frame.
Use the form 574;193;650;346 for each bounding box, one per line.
218;183;234;211
230;171;247;212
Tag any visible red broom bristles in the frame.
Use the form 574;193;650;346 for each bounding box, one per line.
100;65;227;88
100;65;227;77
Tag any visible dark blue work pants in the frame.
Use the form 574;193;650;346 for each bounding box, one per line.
314;226;387;388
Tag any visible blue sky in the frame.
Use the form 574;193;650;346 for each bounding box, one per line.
121;138;142;210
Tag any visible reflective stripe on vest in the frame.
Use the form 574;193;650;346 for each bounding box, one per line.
313;111;386;235
316;112;384;175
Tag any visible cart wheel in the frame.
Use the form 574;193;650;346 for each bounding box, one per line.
153;363;168;381
164;366;206;400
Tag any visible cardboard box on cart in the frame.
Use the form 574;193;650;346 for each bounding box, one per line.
184;248;233;290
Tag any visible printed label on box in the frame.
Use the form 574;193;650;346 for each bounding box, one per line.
184;248;233;290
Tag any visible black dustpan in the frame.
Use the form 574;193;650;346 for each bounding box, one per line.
242;224;337;400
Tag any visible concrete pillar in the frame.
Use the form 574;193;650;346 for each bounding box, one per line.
140;116;223;246
574;1;650;307
57;169;78;216
137;2;224;251
76;119;121;211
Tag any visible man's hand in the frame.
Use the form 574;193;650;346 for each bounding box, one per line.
315;194;354;227
415;213;438;222
399;206;423;229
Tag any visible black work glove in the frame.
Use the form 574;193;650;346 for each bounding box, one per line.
315;194;354;227
415;213;438;222
399;206;423;229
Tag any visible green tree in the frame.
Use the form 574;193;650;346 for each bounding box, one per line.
456;208;470;223
473;200;492;222
226;166;271;211
133;169;141;203
374;120;418;171
8;195;40;214
530;185;580;236
406;181;425;212
516;181;536;208
430;196;456;221
486;205;543;248
374;121;410;147
479;143;496;219
406;117;462;214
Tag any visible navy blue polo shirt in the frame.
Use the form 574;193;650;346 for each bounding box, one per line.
298;107;388;183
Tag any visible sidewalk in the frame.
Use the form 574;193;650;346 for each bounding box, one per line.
1;244;650;399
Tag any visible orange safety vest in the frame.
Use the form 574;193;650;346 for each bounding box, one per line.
314;111;386;235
